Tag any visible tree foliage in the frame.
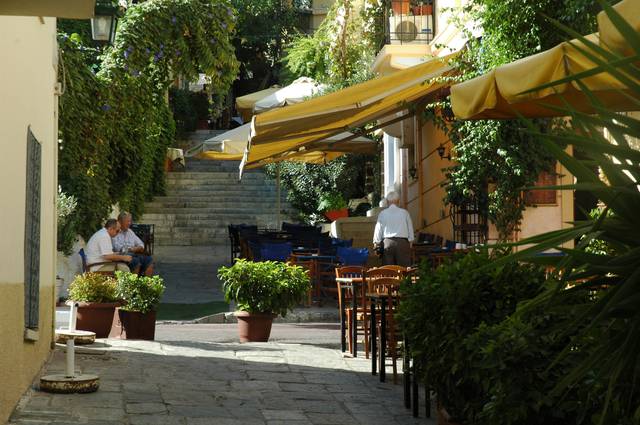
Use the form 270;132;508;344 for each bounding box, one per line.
231;0;307;92
282;0;380;87
58;0;239;241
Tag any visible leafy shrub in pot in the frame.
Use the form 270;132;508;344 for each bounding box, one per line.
218;259;311;341
110;272;165;340
68;273;119;338
218;259;311;317
397;251;547;423
114;271;165;314
68;272;117;303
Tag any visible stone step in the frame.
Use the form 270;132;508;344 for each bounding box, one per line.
166;172;269;180
143;206;290;214
159;185;285;197
145;214;286;225
146;199;286;208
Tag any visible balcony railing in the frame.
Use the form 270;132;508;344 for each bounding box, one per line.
385;0;435;45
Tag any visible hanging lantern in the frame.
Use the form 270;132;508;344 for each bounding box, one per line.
91;1;120;44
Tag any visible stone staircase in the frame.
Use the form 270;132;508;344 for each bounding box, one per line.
141;156;291;246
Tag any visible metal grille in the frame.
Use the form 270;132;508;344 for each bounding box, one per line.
24;128;41;330
450;199;487;246
386;0;435;45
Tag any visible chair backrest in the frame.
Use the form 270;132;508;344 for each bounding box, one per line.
368;276;402;296
444;239;457;251
260;242;293;262
377;265;410;275
332;238;353;248
79;248;88;273
130;223;154;255
366;267;402;280
335;266;364;279
337;247;369;266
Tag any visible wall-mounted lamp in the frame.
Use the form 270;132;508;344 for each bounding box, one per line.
409;166;417;179
437;143;451;160
91;0;121;44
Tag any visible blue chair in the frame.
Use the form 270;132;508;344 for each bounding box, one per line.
337;247;369;266
331;238;353;248
260;242;293;262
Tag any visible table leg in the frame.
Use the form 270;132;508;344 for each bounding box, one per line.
352;283;357;358
340;285;346;353
403;334;411;409
379;299;386;383
412;358;419;417
370;299;377;375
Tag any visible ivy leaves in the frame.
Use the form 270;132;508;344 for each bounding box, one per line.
58;0;239;240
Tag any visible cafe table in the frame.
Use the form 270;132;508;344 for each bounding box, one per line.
335;276;365;357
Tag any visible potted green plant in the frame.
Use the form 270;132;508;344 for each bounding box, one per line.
218;259;311;342
411;1;432;16
109;272;165;340
318;192;349;222
68;273;119;338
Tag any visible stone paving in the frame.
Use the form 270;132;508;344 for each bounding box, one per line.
9;323;435;425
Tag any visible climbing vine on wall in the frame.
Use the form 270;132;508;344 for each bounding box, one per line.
424;0;604;241
58;0;239;245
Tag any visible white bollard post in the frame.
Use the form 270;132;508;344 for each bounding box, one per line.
65;339;75;378
68;302;77;331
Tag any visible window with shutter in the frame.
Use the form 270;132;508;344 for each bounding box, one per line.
525;171;557;206
24;127;41;331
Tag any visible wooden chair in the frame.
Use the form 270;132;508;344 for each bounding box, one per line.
368;276;403;384
79;248;128;276
288;255;317;306
376;265;412;275
335;266;369;358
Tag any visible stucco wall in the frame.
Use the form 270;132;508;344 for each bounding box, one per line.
404;118;454;240
0;16;58;423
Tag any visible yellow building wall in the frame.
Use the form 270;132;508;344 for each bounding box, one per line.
0;16;58;423
405;118;454;240
406;118;573;245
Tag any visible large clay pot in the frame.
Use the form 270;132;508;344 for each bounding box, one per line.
391;0;410;15
325;208;349;222
75;302;120;338
235;311;276;342
412;4;433;15
109;308;157;340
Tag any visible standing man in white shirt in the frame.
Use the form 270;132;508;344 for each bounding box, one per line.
373;191;414;266
84;219;132;272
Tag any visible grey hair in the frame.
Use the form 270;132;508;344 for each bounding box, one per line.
117;211;132;222
386;191;400;204
105;218;118;229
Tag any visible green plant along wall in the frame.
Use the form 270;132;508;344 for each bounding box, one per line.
426;0;607;241
58;0;239;249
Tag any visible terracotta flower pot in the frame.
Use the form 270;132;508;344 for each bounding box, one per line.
412;4;433;15
109;308;157;340
75;302;120;338
235;311;276;342
392;0;410;15
325;208;349;222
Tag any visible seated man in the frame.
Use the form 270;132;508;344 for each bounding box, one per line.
112;212;154;276
85;219;132;272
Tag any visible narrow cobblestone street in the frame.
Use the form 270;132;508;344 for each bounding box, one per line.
9;323;434;425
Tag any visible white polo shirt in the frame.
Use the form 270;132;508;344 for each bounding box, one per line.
85;228;115;271
373;204;415;244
